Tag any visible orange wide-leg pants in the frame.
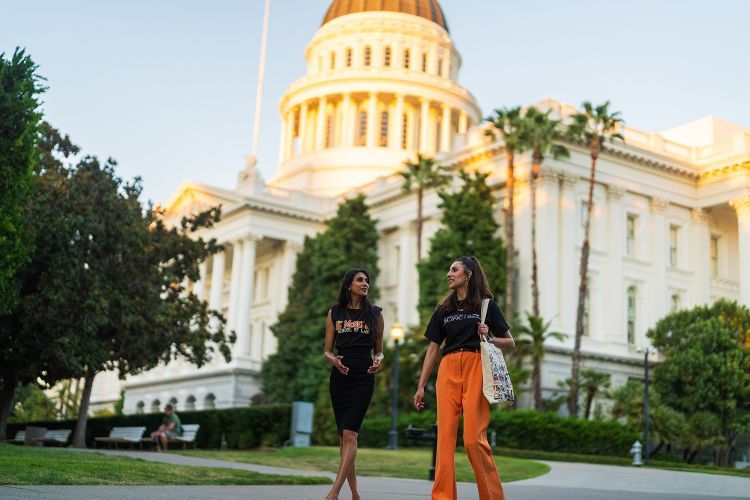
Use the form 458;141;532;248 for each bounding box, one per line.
432;351;505;500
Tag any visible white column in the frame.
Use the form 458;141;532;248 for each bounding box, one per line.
419;98;430;153
690;208;711;306
393;94;405;150
194;262;208;301
440;104;451;153
606;185;626;343
234;236;258;359
366;92;377;147
537;170;560;325
559;173;578;333
730;197;750;306
298;101;308;154
208;251;226;314
226;240;244;332
650;198;668;334
341;93;352;147
276;241;300;313
316;96;327;150
458;110;468;134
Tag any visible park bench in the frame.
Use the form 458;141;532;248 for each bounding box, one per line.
5;430;25;445
94;426;147;449
32;429;71;447
405;423;437;480
143;423;200;450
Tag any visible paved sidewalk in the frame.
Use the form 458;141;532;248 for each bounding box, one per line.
1;448;748;499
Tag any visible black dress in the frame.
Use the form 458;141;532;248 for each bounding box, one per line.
329;304;381;434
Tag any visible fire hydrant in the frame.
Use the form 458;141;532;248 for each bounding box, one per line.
630;440;643;466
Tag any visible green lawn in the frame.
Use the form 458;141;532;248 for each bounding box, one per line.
0;443;330;485
178;446;549;482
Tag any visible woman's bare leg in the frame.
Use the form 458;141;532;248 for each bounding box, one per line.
326;430;359;499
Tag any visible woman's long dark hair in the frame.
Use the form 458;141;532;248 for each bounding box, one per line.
335;268;380;335
437;256;494;314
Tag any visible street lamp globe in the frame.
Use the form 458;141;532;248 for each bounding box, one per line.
390;323;404;343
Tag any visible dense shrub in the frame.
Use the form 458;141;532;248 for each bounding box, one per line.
8;404;291;449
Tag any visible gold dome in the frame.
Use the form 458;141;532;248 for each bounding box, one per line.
322;0;448;32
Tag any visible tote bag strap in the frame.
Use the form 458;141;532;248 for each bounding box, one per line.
480;298;490;342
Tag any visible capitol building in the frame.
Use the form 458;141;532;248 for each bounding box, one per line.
90;0;750;414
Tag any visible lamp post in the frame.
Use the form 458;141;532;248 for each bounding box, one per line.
639;345;657;465
388;323;404;450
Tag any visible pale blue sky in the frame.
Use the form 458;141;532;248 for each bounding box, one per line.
3;0;749;204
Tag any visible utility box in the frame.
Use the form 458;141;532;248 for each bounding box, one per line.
290;401;314;447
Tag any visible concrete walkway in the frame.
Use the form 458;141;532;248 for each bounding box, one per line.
1;448;748;499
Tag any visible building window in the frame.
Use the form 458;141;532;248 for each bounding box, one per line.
204;393;216;410
403;49;410;69
379;111;389;147
136;401;145;415
580;201;589;228
185;396;196;412
627;287;636;344
421;52;428;72
437;57;443;76
330;51;336;70
710;236;719;276
402;113;409;149
345;48;352;67
357;110;367;146
325;114;334;148
626;214;636;256
364;46;371;66
435;118;442;151
384;47;391;67
669;225;679;267
151;399;161;414
670;293;681;313
168;397;178;410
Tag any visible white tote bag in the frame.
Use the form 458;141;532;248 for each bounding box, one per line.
479;299;515;407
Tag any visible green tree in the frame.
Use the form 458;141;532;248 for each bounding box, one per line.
0;48;45;315
417;171;506;323
8;384;56;423
262;195;380;403
647;300;750;466
399;154;451;260
515;313;567;411
523;107;569;317
579;368;611;420
565;101;623;417
485;106;526;317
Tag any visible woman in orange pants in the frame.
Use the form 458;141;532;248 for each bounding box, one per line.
413;256;515;500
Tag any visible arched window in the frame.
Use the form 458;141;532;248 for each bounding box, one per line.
401;113;409;149
670;293;681;313
204;393;216;410
437;57;443;76
136;401;145;415
421;52;428;72
403;49;410;69
151;399;161;414
379;111;389;146
357;110;367;146
168;397;178;410
627;287;636;344
330;51;336;70
185;395;196;411
325;113;334;148
364;46;372;66
345;48;352;67
384;47;391;67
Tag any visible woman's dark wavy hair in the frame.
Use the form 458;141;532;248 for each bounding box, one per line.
437;256;494;314
335;268;380;334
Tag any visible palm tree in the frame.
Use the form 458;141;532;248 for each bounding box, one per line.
524;107;569;317
399;154;451;260
515;312;567;411
565;101;623;417
579;368;611;419
485;107;527;317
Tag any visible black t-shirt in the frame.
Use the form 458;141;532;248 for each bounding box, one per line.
330;304;382;351
424;299;510;355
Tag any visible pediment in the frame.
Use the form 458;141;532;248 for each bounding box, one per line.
164;181;244;226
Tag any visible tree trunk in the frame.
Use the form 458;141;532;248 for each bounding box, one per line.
0;380;17;441
71;367;96;448
532;353;542;411
416;186;423;261
687;449;699;464
649;441;665;458
530;154;540;318
505;151;515;316
568;141;599;418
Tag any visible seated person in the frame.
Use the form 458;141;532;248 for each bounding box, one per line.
150;404;182;451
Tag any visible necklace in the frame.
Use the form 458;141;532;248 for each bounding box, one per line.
345;305;364;322
457;299;465;312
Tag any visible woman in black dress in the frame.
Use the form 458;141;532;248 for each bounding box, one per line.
324;268;384;500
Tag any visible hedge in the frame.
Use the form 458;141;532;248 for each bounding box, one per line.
332;409;639;457
7;404;291;449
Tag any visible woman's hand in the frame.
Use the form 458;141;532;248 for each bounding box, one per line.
325;352;349;375
367;353;384;374
477;322;489;338
413;386;426;411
